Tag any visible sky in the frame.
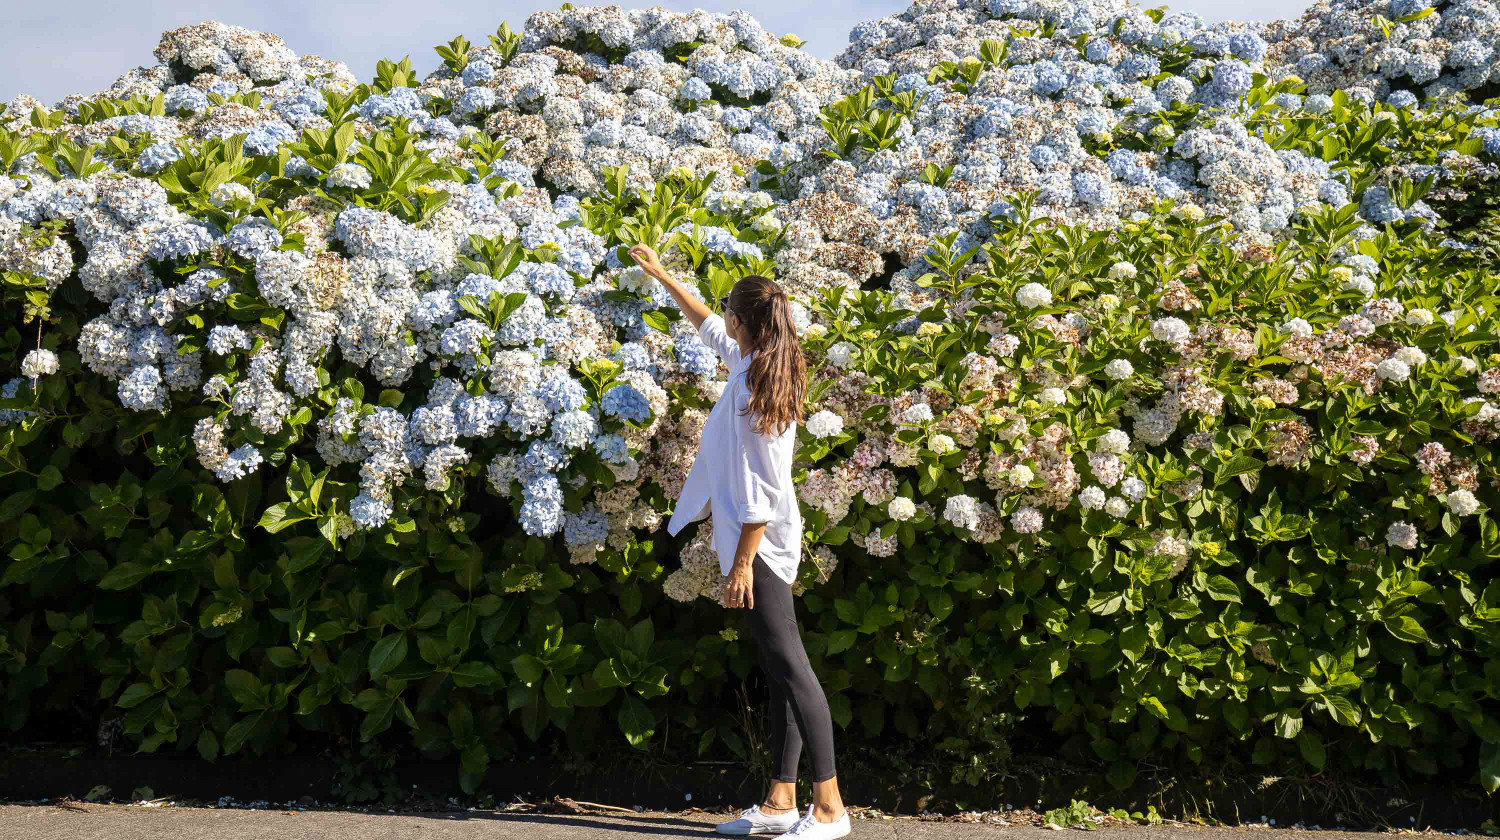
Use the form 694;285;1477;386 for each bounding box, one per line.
1;0;1313;106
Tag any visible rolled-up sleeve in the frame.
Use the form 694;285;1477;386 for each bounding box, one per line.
697;313;742;368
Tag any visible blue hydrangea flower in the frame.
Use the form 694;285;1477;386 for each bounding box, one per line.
359;87;425;122
681;77;712;102
349;493;393;529
563;508;610;547
519;262;575;299
602;383;651;424
1032;60;1067;96
1386;90;1418;109
1228;32;1267;62
243;121;297;156
1029;145;1060;169
1106;149;1150;185
1210;59;1253;101
592;433;629;464
613;342;652;371
439;320;494;357
1076;114;1111;138
674;333;718;377
148;223;217;261
461;59;495;86
523;439;570;478
1359;186;1405;224
1120;54;1160;80
164;85;210;114
536;369;587;413
551;409;598;449
1085;39;1113;63
137;142;182;174
1072;172;1117;209
454;393;508;438
457;87;498;117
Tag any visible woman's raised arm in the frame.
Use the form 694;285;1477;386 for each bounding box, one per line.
628;244;713;330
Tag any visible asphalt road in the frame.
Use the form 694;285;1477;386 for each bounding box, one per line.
0;803;1427;840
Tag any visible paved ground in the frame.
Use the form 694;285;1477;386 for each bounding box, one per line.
0;803;1427;840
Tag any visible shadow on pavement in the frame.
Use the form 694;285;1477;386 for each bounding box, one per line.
411;810;718;837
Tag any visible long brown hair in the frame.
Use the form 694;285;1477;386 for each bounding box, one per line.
727;275;805;437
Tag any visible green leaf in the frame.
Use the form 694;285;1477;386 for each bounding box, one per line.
197;728;220;761
223;713;263;755
1275;710;1303;740
1382;614;1431;645
826;629;857;655
368;633;408;679
1119;625;1147;663
618;695;655;748
1205;575;1241;603
1214;455;1264;486
37;465;63;491
224;669;262;707
117;682;156;709
1297;731;1325;771
258;502;312;533
1481;744;1500;795
512;653;544;684
1323;694;1361;726
0;490;36;521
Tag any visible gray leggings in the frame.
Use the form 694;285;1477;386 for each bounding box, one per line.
743;554;837;783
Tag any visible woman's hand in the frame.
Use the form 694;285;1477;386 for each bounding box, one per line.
722;562;754;610
628;244;667;281
627;242;713;330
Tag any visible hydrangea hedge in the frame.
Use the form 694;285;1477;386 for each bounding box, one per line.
2;0;1500;797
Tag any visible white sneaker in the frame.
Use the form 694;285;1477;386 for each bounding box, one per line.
771;806;851;840
715;803;801;835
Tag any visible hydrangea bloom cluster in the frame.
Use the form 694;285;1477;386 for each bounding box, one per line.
1264;0;1500;103
3;2;1498;610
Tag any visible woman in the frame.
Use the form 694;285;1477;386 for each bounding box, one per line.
628;244;850;840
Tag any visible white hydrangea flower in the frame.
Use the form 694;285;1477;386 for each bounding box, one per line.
1016;283;1053;308
888;496;916;521
1096;429;1131;455
1009;464;1034;486
826;341;857;368
806;409;844;439
1104;359;1134;380
1281;317;1313;337
1078;486;1107;510
1405;308;1433;327
1375;358;1410;382
1010;506;1043;534
901;403;933;424
20;349;59;378
1445;489;1480;517
1039;387;1066;407
209;182;254;207
1393;346;1427;367
928;434;956;455
1151;317;1191;344
1108;262;1138;280
1386;521;1418;550
1105;497;1131;517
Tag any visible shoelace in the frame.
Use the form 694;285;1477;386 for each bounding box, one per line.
787;812;819;836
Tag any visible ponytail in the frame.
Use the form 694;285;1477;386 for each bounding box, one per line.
727;276;806;437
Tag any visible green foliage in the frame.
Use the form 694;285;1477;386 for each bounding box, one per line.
3;29;1500;803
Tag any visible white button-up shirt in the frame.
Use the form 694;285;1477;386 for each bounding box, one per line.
667;313;802;585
